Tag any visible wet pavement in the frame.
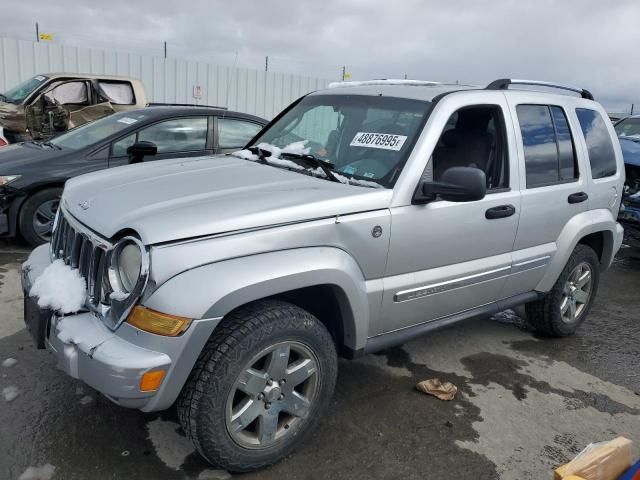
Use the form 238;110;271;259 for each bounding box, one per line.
1;239;639;480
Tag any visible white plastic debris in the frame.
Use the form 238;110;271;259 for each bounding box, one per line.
29;259;87;313
3;385;20;402
79;395;93;405
17;464;56;480
2;358;17;367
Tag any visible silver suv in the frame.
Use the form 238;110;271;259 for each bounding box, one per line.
21;79;625;471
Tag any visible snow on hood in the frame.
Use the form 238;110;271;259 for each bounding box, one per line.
62;153;392;245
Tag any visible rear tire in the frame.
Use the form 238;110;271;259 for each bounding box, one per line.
19;188;62;247
525;244;600;337
177;299;337;472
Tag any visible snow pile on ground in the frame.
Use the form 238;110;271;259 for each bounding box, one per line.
17;464;56;480
2;358;17;368
29;260;86;314
3;385;20;402
233;141;384;188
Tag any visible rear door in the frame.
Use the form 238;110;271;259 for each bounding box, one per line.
109;116;213;167
501;94;589;298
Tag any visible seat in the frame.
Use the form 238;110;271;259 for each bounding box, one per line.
433;128;494;181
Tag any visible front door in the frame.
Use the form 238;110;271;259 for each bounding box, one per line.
109;116;212;167
378;101;521;335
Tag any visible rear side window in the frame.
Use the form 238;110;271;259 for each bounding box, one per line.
218;118;263;149
575;108;617;179
98;81;135;105
516;105;578;188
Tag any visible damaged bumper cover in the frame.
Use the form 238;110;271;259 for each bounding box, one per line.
22;244;222;411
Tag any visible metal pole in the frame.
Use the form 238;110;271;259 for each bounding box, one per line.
631;104;635;116
342;66;346;81
164;41;167;59
36;22;39;42
404;73;407;79
265;56;268;72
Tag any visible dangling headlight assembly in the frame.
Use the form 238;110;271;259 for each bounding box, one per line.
107;237;149;302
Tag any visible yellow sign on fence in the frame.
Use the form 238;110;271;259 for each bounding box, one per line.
39;33;53;41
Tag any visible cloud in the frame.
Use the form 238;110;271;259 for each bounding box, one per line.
3;0;639;111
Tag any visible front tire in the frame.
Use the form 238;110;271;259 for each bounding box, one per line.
525;244;600;337
19;188;62;247
177;300;338;472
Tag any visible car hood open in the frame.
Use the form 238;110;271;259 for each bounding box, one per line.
62;154;392;245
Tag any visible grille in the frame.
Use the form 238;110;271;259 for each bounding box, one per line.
50;211;110;307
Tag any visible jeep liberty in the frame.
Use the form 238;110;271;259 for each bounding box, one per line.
21;79;625;471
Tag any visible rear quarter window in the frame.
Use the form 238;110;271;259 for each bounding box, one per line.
575;108;617;179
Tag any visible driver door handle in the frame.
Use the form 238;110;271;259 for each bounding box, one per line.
485;204;516;219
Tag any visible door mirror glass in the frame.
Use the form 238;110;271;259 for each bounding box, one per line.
415;166;486;203
127;141;157;164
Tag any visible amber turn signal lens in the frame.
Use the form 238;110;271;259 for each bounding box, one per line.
127;306;191;336
140;370;166;392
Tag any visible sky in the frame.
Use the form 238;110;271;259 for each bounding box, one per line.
1;0;639;113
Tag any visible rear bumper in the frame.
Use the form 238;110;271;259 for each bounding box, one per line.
22;244;222;411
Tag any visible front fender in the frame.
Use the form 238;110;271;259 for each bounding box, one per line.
536;209;622;292
143;247;371;351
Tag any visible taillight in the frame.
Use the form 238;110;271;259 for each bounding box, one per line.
0;138;8;147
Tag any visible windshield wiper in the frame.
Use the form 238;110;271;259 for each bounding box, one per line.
279;152;342;183
247;146;271;163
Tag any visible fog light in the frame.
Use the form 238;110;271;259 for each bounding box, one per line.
140;370;166;392
127;306;191;336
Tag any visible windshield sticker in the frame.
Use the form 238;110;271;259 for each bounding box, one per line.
363;172;376;178
117;117;138;125
34;75;46;82
341;165;357;175
350;132;407;151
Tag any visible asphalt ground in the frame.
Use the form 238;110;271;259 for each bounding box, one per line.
1;239;639;480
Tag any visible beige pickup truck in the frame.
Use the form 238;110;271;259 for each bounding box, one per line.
0;73;147;144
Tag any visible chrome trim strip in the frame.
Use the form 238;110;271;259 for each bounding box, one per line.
394;266;511;303
511;256;551;274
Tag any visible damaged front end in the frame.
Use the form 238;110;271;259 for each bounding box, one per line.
619;163;640;250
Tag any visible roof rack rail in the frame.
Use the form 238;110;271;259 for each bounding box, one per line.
328;79;441;88
485;78;594;101
147;102;228;110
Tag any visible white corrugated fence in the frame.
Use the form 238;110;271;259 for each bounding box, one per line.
0;36;331;119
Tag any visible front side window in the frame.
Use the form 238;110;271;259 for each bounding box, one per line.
576;108;617;179
249;94;431;188
517;104;578;188
431;105;509;190
138;117;208;154
47;81;89;105
218;118;263;149
1;75;48;104
112;133;136;157
50;111;150;150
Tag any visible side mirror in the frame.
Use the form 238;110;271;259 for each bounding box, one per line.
127;141;157;164
414;166;486;204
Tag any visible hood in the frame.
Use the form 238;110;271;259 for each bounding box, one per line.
63;155;392;245
0;142;71;173
0;102;26;133
619;137;640;167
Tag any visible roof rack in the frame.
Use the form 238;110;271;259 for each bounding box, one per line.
147;102;228;110
328;79;442;89
485;78;594;101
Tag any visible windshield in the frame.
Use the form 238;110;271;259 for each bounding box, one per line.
50;111;150;150
615;117;640;139
246;94;431;188
2;75;48;104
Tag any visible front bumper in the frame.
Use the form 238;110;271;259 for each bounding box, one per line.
22;244;222;411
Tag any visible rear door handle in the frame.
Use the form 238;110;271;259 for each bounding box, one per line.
568;192;588;204
485;204;516;219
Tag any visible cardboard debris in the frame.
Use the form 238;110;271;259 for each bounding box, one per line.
554;437;632;480
415;378;457;401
